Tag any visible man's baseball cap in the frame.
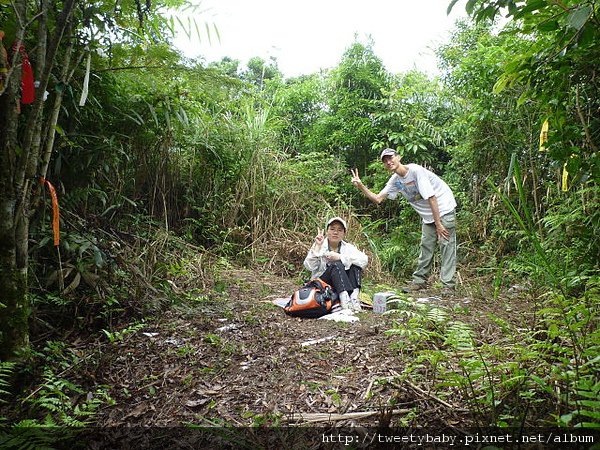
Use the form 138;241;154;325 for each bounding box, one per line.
326;217;347;231
380;148;397;160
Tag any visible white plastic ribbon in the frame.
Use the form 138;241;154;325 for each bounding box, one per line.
79;52;91;106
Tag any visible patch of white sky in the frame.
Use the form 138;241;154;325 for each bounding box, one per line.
172;0;468;78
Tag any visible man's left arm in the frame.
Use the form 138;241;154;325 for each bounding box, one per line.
428;196;450;240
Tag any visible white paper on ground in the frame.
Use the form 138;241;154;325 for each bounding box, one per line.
272;297;290;307
318;310;359;323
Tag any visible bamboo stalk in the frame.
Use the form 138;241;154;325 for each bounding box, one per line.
575;84;598;153
284;409;411;424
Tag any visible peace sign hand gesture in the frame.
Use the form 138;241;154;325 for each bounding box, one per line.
314;228;325;250
351;168;362;187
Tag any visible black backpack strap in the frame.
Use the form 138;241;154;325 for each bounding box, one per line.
305;279;323;290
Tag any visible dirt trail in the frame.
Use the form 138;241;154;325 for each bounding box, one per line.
93;268;515;429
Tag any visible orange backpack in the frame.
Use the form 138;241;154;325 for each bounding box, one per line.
284;278;339;318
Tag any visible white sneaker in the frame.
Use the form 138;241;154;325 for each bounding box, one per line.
339;291;351;310
350;288;362;312
350;297;362;312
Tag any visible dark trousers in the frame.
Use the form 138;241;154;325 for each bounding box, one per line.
319;261;362;295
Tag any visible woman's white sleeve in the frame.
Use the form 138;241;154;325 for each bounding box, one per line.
340;244;368;270
303;245;324;272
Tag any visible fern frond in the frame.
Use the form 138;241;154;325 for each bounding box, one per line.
426;307;448;324
0;362;15;405
445;321;475;352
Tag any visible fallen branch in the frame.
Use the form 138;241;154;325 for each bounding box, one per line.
284;409;411;424
300;336;336;347
390;380;469;412
363;378;375;399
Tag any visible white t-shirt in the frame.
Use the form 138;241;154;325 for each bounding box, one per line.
381;164;456;224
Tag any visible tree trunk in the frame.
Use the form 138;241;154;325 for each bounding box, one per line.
0;0;78;360
0;0;29;361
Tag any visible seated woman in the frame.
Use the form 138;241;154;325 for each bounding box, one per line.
303;217;368;312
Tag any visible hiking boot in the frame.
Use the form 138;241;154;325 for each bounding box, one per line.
401;282;428;293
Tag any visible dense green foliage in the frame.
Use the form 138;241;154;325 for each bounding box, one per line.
0;0;597;432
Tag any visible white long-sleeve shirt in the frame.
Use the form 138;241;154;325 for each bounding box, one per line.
303;239;368;279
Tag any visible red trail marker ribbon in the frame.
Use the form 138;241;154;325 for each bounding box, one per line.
11;41;35;104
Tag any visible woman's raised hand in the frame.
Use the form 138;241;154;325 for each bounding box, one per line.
315;228;324;247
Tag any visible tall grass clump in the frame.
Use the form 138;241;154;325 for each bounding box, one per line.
488;159;599;427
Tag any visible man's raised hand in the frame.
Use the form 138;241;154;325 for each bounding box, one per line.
351;168;362;187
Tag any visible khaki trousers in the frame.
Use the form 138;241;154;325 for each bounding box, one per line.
412;210;456;287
